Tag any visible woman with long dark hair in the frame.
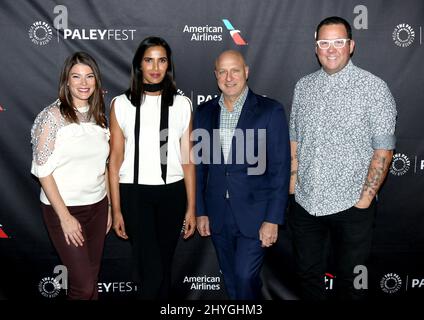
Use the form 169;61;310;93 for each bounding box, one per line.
109;36;195;299
31;52;111;300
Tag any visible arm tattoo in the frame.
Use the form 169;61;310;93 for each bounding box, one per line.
290;150;298;193
360;154;390;200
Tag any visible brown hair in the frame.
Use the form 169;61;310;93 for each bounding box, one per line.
58;52;107;128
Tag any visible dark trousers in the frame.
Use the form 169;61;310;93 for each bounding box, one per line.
120;180;186;299
288;200;376;300
42;196;108;300
211;200;265;300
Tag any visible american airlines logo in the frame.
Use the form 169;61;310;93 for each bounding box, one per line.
324;273;335;290
222;19;248;45
0;224;10;238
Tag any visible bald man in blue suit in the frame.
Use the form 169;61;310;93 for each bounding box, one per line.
193;50;290;299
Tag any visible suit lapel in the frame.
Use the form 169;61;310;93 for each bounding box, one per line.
211;99;225;165
228;90;257;165
235;90;257;131
211;99;220;130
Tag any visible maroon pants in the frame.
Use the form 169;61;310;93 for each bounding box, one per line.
42;197;108;300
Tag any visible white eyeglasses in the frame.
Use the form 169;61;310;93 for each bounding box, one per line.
316;38;350;49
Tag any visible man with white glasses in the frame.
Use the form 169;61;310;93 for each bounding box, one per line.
288;16;397;300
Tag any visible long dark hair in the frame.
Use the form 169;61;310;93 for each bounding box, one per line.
58;51;107;128
125;36;177;108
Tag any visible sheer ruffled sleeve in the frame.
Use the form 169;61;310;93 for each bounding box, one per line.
31;104;62;177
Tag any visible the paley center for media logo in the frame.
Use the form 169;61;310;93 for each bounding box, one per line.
380;273;402;294
29;5;136;45
392;23;422;48
28;21;53;46
38;265;68;298
390;152;424;176
390;153;410;176
183;18;247;45
380;273;424;294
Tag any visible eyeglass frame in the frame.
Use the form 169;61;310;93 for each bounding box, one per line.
316;38;351;49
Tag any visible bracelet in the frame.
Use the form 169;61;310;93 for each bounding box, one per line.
108;203;112;207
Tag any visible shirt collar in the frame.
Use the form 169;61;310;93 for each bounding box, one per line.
319;59;354;81
219;86;249;113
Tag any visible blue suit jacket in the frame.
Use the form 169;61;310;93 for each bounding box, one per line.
193;89;290;238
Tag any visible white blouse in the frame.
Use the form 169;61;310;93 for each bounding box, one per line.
112;94;192;185
31;100;110;206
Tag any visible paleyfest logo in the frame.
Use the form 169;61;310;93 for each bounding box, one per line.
29;5;135;45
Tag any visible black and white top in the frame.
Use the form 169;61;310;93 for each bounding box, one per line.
289;61;397;216
31;100;110;206
112;93;192;185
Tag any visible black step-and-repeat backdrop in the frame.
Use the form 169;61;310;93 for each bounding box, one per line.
0;0;423;300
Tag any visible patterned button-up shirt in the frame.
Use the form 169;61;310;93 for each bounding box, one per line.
289;60;397;216
219;86;249;163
